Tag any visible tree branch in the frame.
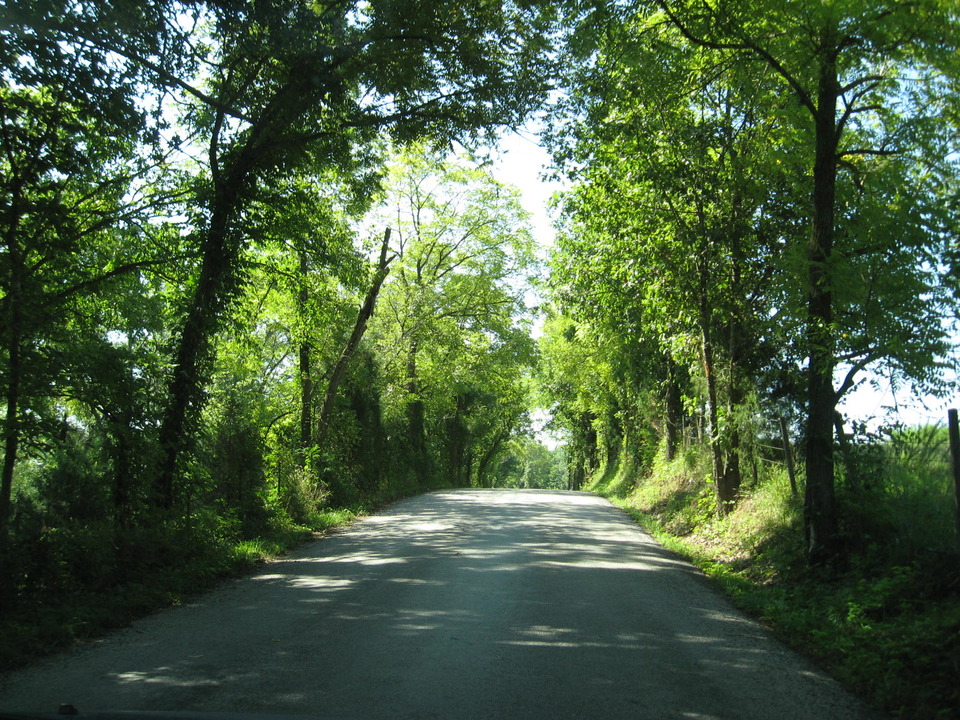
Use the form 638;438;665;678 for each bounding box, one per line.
42;257;189;308
653;0;816;115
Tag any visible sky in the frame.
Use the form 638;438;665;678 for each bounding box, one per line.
491;127;564;249
837;368;959;432
490;128;960;434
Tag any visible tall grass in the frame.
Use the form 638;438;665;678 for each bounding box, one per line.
884;425;957;554
593;427;960;720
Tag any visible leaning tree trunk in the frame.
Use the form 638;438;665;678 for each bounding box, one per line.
153;62;330;509
476;429;509;488
154;139;253;509
317;229;393;442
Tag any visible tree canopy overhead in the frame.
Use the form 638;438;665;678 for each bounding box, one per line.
2;5;960;710
0;0;958;617
543;0;960;562
0;0;565;558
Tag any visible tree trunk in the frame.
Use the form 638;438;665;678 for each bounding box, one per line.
583;415;599;477
317;229;392;441
0;305;21;548
698;258;731;514
111;419;134;529
446;394;469;487
0;219;24;547
406;337;429;484
701;327;726;510
724;378;743;506
722;235;745;506
804;32;841;565
155;150;251;509
665;359;683;462
298;252;313;465
153;70;323;509
476;430;509;488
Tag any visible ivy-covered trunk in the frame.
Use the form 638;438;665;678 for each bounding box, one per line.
804;31;841;565
0;236;23;545
446;394;470;487
475;430;508;488
406;338;429;485
298;251;314;466
722;227;747;510
697;253;734;514
155;147;253;509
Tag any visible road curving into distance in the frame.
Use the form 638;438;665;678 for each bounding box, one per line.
0;489;881;719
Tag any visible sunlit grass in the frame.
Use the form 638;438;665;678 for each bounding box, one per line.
311;507;362;530
596;437;960;720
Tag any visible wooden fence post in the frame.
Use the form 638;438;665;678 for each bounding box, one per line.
948;408;960;551
779;416;798;498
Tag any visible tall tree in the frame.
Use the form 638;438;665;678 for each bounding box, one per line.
0;79;179;542
548;19;797;511
370;145;537;487
649;0;960;563
6;0;558;508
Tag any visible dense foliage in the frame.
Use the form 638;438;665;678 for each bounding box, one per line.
542;0;960;565
536;6;960;712
1;1;959;714
591;425;960;720
0;0;560;663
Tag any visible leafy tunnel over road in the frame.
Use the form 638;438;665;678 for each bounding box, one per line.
0;490;879;719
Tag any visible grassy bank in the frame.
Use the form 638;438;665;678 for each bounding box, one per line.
0;507;361;672
591;447;960;720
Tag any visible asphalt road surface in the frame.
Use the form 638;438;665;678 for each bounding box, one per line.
0;489;880;719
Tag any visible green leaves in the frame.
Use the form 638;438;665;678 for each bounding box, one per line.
1;0;564;539
544;0;960;526
368;144;537;486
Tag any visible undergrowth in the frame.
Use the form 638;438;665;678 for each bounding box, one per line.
0;507;362;671
594;445;960;720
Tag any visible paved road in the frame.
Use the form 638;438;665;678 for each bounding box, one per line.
0;489;879;719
